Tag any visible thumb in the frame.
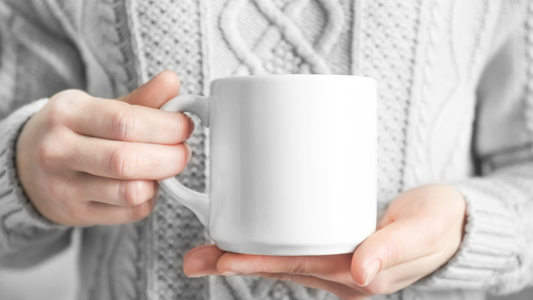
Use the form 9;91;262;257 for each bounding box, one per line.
350;217;439;287
119;70;181;108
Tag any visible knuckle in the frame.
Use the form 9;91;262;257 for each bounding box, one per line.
36;130;72;169
47;90;89;127
109;144;137;179
36;139;54;167
45;98;69;127
37;136;61;168
122;181;153;206
112;105;145;141
53;89;89;100
122;181;139;206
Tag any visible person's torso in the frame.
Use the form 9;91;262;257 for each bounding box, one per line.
3;0;524;299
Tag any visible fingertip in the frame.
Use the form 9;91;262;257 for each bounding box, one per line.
120;70;181;107
185;143;192;164
351;252;370;286
183;245;225;277
186;115;195;139
154;70;181;99
352;258;381;287
351;237;385;286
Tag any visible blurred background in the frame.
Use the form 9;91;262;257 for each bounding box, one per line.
0;229;79;300
0;228;531;300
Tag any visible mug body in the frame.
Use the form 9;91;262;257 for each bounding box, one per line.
208;75;376;255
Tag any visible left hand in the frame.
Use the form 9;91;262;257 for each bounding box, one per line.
183;184;466;300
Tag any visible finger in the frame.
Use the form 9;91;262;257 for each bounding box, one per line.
67;173;156;206
66;97;193;144
350;216;444;287
73;197;158;226
183;245;226;277
356;253;446;296
66;135;190;180
184;244;217;261
216;252;354;284
246;273;369;300
119;70;180;108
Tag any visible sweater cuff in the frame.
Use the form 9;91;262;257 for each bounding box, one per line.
414;181;523;291
0;99;68;250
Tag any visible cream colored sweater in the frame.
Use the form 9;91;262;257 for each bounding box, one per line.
0;0;533;300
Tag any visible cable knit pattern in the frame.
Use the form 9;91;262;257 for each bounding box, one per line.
404;0;498;190
0;0;85;117
527;2;533;135
248;0;332;74
207;0;353;78
2;1;533;300
410;0;533;295
0;4;17;115
128;1;209;299
90;0;139;96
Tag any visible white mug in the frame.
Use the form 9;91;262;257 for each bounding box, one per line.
159;75;377;256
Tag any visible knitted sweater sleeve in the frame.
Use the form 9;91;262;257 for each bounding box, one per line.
0;100;72;269
0;1;85;268
415;6;533;295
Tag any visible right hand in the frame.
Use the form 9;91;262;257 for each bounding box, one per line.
16;71;194;226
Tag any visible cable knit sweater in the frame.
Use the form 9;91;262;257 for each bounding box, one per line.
1;0;533;299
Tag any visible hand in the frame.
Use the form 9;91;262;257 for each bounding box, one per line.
16;71;194;226
183;184;466;300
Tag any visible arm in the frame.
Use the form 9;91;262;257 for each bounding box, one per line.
0;2;194;272
0;0;84;268
416;12;533;294
0;100;72;268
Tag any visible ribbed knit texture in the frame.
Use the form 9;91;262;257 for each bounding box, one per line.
0;99;71;268
1;1;533;300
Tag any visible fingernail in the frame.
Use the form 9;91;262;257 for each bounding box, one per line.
186;116;195;139
187;273;207;278
221;271;239;276
363;260;381;286
185;143;192;164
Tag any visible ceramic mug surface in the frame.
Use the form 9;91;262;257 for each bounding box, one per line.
159;75;377;256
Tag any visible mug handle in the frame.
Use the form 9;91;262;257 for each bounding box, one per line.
158;95;211;226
